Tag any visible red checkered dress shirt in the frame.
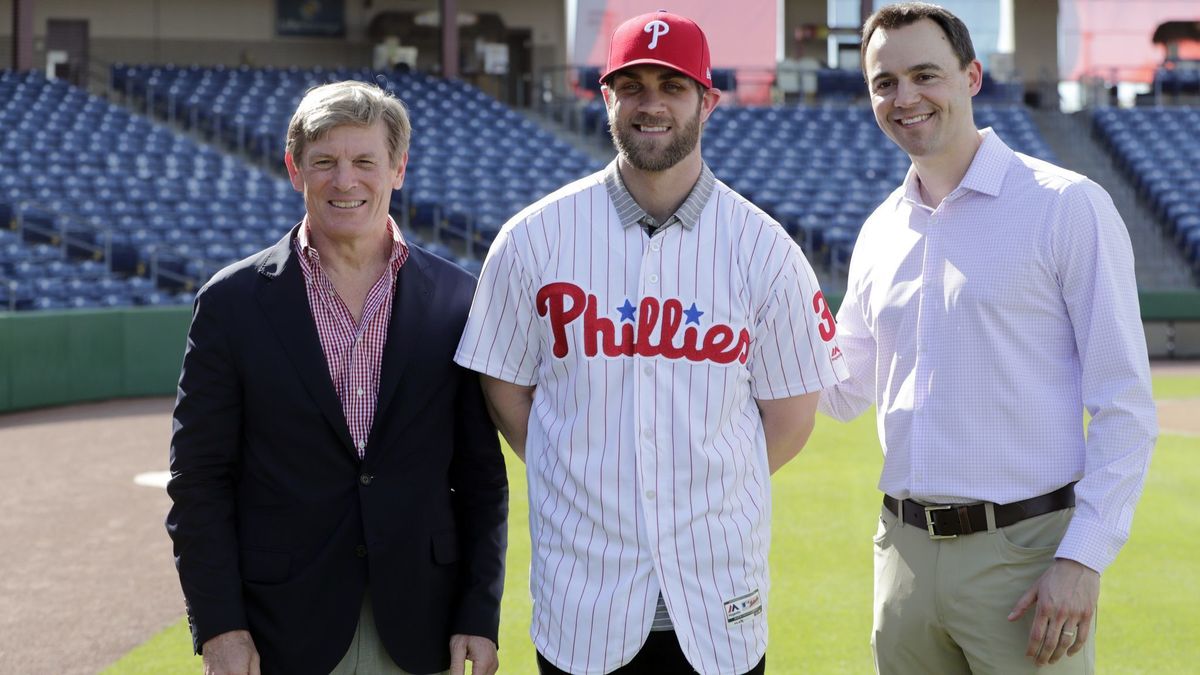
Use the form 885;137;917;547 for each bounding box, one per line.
294;217;409;459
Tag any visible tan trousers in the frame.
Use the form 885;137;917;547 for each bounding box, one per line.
330;592;448;675
872;504;1096;675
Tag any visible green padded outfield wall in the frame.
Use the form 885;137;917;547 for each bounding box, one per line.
0;292;1197;414
1138;291;1200;322
0;307;191;413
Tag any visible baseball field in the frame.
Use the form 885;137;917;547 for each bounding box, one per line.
0;370;1194;674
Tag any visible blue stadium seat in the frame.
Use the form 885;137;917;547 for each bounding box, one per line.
700;103;1055;259
1094;107;1200;279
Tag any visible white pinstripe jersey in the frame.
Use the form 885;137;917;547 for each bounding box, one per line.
455;162;847;675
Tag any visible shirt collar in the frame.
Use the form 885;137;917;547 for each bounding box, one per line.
902;127;1012;205
603;159;715;231
297;215;408;268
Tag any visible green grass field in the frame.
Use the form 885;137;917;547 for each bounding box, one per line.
106;375;1200;674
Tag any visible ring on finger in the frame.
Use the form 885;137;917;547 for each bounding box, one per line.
1061;629;1077;639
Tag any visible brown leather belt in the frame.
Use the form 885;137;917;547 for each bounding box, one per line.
883;483;1076;539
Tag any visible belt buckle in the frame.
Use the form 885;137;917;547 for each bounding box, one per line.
924;505;957;539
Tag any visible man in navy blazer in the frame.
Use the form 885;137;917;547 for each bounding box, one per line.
166;81;508;675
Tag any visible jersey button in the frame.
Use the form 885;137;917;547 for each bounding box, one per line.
645;490;656;500
651;241;661;251
643;366;653;377
354;544;368;558
643;428;653;439
359;473;373;486
648;273;659;284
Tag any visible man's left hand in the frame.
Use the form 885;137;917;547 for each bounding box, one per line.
449;634;498;675
1008;558;1100;665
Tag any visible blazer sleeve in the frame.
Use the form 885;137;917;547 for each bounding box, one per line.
165;281;249;652
447;360;509;643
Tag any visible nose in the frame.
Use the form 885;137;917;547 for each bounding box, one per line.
635;88;669;114
894;80;921;108
332;161;356;190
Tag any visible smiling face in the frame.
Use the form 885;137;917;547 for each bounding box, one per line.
603;64;719;173
285;120;406;246
864;18;982;162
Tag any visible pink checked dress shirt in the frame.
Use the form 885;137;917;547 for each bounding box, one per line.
294;217;409;459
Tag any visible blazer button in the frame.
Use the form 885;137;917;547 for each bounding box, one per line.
354;544;368;558
359;473;373;486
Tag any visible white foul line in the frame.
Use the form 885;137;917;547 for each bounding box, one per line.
134;471;171;489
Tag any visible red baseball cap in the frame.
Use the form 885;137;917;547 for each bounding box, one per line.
600;10;712;89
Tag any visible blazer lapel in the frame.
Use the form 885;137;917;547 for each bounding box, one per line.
373;248;433;434
254;227;356;455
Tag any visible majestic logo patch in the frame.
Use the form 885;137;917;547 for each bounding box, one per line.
724;589;762;625
644;20;670;49
536;281;750;365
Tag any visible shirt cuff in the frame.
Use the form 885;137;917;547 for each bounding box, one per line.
1055;515;1123;574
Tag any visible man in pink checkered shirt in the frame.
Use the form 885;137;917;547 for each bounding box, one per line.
167;81;508;675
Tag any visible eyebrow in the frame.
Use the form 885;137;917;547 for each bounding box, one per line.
869;62;945;87
308;151;380;160
613;69;689;84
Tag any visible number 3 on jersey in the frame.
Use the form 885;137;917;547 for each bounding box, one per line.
812;291;836;342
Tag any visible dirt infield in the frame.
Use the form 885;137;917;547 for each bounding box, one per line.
0;398;182;675
0;363;1196;674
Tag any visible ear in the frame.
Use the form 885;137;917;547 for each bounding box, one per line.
699;87;722;123
284;152;303;192
965;60;983;97
392;150;408;190
601;84;615;109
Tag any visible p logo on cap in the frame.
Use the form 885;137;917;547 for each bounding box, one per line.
600;10;713;89
644;20;670;49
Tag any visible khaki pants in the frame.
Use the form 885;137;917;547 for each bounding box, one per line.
872;504;1096;675
330;592;448;675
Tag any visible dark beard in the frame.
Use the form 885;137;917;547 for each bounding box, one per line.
609;101;702;172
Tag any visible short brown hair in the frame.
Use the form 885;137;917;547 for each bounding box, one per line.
860;2;976;77
285;80;411;166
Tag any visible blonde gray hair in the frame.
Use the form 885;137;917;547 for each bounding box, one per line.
285;80;411;166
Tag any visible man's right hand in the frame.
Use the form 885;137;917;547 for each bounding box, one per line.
202;630;261;675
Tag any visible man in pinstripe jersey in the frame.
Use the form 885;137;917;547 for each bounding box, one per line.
455;11;848;675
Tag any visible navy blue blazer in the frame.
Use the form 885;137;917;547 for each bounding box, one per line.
166;225;507;675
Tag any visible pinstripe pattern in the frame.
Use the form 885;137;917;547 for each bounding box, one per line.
295;217;409;460
456;163;847;674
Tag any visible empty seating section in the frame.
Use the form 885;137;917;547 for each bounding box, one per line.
815;69;864;100
701;104;1056;268
0;225;166;310
1094;108;1200;276
115;64;602;255
0;71;241;310
1153;66;1200;98
1;63;1061;312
